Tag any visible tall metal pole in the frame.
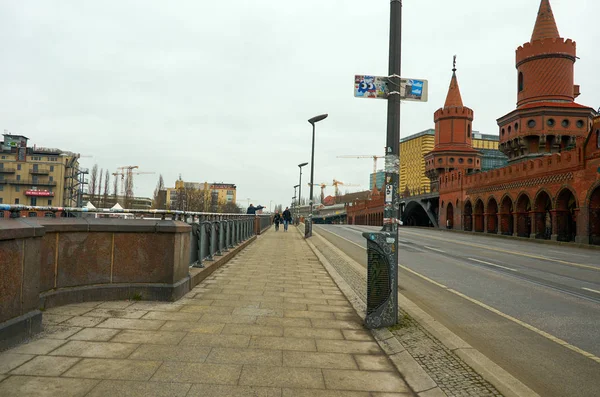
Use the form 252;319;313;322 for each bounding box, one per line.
298;168;303;225
362;0;401;329
385;0;402;234
306;124;316;237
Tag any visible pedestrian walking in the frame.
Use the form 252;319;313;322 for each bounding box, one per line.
246;204;265;215
273;211;282;231
282;207;292;232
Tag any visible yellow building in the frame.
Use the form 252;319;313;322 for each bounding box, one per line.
399;129;501;195
165;180;236;211
0;134;83;209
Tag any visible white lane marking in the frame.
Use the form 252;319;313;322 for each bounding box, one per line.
314;228;365;250
424;246;445;253
399;264;600;364
468;258;517;272
582;287;600;295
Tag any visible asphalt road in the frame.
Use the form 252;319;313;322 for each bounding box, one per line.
314;224;600;397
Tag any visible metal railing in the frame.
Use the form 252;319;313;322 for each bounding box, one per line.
0;204;272;268
4;179;57;186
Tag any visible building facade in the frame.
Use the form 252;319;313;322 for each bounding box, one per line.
164;180;237;211
369;171;385;191
0;134;85;216
434;0;599;244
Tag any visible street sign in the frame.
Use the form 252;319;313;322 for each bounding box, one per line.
354;75;428;102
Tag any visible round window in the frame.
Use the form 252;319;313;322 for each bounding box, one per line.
438;158;443;163
515;122;519;131
468;159;473;164
561;119;569;128
508;126;512;133
547;118;555;127
459;158;464;164
528;120;536;128
449;158;455;164
576;120;584;128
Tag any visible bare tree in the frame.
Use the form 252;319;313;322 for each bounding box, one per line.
96;168;103;206
112;173;118;205
88;164;98;205
152;174;165;209
102;170;110;208
219;201;243;214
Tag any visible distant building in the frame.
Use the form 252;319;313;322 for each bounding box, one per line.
0;133;86;216
163;179;237;211
369;171;385;190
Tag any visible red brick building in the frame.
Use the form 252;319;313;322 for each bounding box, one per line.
431;0;600;244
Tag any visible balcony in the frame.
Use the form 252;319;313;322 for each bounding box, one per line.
0;167;16;174
29;168;50;175
7;179;57;187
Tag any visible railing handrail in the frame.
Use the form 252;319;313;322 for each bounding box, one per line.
0;204;271;218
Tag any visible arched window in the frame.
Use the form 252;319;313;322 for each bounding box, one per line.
597;130;600;148
467;124;471;138
518;72;524;92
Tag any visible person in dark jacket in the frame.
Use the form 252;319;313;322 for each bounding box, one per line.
246;204;265;215
273;211;282;231
282;207;292;232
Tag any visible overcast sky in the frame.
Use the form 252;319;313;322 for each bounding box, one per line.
1;0;598;211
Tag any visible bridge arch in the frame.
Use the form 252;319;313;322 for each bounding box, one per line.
515;192;532;237
486;196;499;234
463;200;473;231
403;200;432;227
588;182;600;246
533;189;552;239
556;186;577;242
473;199;485;232
499;194;514;235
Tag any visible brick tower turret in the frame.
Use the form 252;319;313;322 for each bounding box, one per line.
498;0;596;162
425;58;481;191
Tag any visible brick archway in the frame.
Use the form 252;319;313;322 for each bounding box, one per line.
464;200;473;231
487;197;499;234
589;185;600;246
533;190;552;239
446;203;454;229
516;193;532;237
474;199;484;233
500;195;514;235
556;188;577;242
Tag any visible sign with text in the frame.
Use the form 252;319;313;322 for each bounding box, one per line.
354;75;428;102
25;190;54;197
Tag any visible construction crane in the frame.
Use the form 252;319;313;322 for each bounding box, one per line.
337;155;384;189
332;179;360;197
308;182;329;203
112;166;155;199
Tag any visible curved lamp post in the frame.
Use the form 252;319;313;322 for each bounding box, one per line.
306;114;328;238
297;162;308;225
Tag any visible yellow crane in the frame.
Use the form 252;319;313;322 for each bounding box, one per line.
336;155;384;189
332;179;360;197
308;182;329;203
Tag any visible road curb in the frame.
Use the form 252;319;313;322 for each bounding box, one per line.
299;225;444;397
302;225;540;397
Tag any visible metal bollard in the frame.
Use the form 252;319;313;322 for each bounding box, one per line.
214;221;222;256
204;221;214;261
219;220;227;252
192;223;204;268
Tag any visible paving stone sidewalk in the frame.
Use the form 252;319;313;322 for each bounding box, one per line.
0;227;413;397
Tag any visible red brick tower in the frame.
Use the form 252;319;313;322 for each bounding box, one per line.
425;58;481;191
498;0;596;162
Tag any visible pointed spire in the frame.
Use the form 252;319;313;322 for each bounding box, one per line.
531;0;560;41
444;55;463;108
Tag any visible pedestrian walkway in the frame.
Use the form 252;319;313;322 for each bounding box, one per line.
0;226;413;396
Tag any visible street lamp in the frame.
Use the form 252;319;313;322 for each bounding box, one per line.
306;113;328;238
297;162;308;225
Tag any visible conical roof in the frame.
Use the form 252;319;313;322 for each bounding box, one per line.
531;0;560;41
444;70;463;108
111;203;123;210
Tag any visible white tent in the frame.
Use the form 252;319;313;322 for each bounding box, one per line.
111;203;123;210
84;201;96;209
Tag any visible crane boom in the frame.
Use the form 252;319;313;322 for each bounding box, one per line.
337;155;384;180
